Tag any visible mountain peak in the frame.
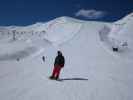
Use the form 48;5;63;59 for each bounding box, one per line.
54;16;83;23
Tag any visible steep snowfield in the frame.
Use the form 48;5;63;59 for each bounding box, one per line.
109;13;133;46
44;17;82;45
102;13;133;60
0;14;133;100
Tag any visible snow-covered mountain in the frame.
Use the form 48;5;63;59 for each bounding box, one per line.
109;13;133;47
0;13;133;100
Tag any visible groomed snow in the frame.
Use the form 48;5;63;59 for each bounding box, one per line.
0;14;133;100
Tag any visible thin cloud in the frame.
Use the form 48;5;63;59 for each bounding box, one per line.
75;9;106;19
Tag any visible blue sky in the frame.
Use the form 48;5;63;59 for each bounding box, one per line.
0;0;133;25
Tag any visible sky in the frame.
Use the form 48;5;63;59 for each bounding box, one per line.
0;0;132;26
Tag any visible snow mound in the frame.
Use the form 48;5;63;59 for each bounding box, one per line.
98;13;133;60
44;16;83;45
109;13;133;49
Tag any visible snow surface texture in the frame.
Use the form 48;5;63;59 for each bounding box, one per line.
0;14;133;100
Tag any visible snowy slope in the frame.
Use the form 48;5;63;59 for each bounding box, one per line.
109;13;133;46
101;13;133;60
0;14;133;100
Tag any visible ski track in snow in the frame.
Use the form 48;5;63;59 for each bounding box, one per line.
0;15;133;100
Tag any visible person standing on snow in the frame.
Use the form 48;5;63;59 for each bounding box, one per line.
42;56;45;62
50;51;65;80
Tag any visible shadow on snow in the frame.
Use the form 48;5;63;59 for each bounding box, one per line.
59;78;88;81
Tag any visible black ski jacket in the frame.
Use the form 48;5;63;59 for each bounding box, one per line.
54;55;65;67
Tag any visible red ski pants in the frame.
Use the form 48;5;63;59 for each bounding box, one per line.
52;66;62;78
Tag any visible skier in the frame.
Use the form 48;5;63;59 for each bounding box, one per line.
42;56;45;62
16;58;20;61
50;51;65;80
112;46;118;52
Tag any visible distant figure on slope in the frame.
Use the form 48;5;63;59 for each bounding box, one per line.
42;56;45;62
112;41;128;52
112;46;118;52
16;58;20;61
50;51;65;80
